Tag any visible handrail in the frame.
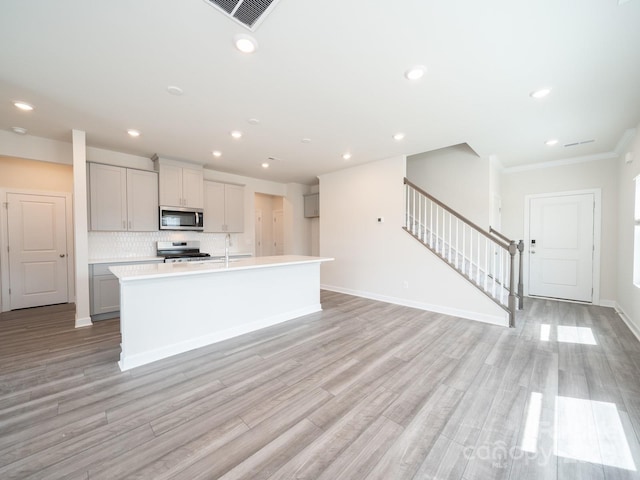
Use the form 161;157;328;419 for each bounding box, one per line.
489;226;511;244
404;178;509;251
404;178;524;327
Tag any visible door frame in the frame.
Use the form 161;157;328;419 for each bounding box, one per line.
0;188;75;312
523;189;601;305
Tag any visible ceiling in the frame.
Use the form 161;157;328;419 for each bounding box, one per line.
1;0;639;184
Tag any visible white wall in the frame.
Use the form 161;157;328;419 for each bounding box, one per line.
489;156;503;230
319;155;508;326
285;183;312;255
501;157;619;304
616;127;640;338
0;130;72;165
407;143;491;228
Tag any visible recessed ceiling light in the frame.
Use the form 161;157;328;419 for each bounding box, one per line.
13;101;34;111
404;65;427;81
301;138;312;144
530;88;552;99
393;132;406;141
545;139;559;146
167;85;184;96
10;126;27;135
342;152;352;160
231;130;242;139
234;34;258;54
261;162;270;168
127;129;141;137
247;118;260;125
212;150;222;158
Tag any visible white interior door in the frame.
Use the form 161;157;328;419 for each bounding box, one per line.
529;193;594;302
273;209;284;255
7;193;69;309
255;209;263;257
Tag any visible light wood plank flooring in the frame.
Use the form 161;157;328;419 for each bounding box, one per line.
1;292;640;479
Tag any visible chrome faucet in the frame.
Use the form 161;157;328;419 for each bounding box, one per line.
224;233;230;267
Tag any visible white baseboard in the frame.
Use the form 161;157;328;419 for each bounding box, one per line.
599;299;616;308
614;303;640;343
119;304;322;371
75;316;93;328
321;284;509;327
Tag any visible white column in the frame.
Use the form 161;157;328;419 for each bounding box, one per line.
72;130;92;328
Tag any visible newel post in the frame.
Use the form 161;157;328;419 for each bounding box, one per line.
508;241;518;328
517;240;524;310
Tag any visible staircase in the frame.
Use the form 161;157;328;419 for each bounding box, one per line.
403;178;523;327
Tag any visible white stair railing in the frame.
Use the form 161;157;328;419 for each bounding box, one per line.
404;178;518;327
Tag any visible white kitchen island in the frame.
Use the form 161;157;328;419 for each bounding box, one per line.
110;255;333;371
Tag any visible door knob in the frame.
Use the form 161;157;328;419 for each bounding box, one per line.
59;254;66;258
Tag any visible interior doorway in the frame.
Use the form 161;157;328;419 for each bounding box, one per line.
254;193;284;256
525;190;600;303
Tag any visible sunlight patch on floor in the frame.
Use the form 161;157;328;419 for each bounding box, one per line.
539;324;597;345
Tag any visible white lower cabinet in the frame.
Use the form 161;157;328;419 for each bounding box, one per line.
90;260;163;320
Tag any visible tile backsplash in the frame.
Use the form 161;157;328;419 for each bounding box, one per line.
88;231;252;260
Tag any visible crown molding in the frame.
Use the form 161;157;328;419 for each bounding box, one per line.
503;151;618;174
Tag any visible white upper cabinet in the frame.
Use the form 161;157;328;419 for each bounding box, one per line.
204;181;245;232
224;184;245;232
154;157;204;208
89;163;127;231
89;163;158;232
182;168;204;208
158;164;183;208
126;168;159;231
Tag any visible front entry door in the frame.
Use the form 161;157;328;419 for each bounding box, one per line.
8;193;69;309
528;193;594;302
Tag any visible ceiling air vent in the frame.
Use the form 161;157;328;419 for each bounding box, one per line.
564;139;595;148
202;0;281;31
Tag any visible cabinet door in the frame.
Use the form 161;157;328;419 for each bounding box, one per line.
89;163;127;231
127;169;158;231
91;274;120;315
225;184;245;232
158;164;183;207
203;181;226;232
304;193;319;218
182;168;204;208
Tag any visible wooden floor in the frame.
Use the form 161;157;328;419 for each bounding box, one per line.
1;292;640;479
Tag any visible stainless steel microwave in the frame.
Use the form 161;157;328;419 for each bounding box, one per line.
159;206;204;231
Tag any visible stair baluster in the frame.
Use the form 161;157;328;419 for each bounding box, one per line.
403;178;522;327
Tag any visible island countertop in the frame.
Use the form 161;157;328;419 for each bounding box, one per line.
110;255;333;281
114;254;333;371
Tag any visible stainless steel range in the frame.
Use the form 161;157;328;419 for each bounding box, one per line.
157;241;211;263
